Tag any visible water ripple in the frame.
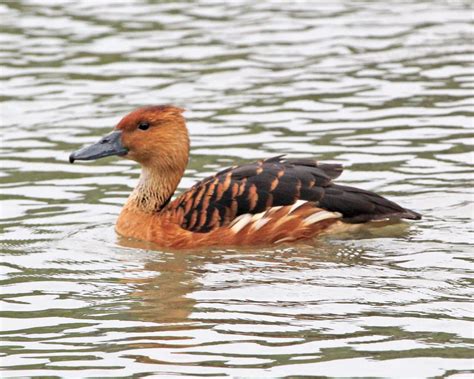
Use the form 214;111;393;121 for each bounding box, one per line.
1;0;473;377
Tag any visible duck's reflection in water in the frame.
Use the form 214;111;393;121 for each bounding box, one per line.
115;221;412;326
117;237;199;323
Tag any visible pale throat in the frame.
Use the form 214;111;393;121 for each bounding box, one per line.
125;165;182;213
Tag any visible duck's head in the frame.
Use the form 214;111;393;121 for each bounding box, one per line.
69;105;189;170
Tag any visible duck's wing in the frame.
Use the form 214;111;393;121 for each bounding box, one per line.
166;156;420;233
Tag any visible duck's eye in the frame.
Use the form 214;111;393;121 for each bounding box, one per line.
138;122;150;131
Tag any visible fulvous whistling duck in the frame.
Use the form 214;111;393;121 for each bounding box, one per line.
69;105;421;249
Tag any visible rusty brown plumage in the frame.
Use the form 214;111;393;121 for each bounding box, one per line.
70;105;421;250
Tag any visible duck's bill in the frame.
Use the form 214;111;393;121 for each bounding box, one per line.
69;130;128;163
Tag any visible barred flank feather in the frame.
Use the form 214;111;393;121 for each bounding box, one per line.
166;156;420;233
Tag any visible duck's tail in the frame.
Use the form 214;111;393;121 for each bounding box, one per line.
318;184;422;223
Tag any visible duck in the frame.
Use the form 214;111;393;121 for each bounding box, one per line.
69;105;421;249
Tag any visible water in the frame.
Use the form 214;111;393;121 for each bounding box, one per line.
1;0;473;377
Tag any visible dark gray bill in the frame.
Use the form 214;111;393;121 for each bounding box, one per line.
69;130;128;163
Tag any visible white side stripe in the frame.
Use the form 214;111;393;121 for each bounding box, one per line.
253;216;270;230
303;211;341;225
230;214;253;233
289;200;307;214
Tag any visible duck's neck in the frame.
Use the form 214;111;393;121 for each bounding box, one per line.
125;165;183;213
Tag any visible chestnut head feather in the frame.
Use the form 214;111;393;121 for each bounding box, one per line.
69;105;189;167
116;105;189;168
69;105;190;212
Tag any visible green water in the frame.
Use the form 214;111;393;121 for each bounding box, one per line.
1;1;473;377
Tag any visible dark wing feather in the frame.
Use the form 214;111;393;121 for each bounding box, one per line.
318;184;421;223
166;156;421;232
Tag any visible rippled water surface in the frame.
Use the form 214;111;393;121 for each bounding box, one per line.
1;1;473;377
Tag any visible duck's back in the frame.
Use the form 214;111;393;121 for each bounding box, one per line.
161;156;420;247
